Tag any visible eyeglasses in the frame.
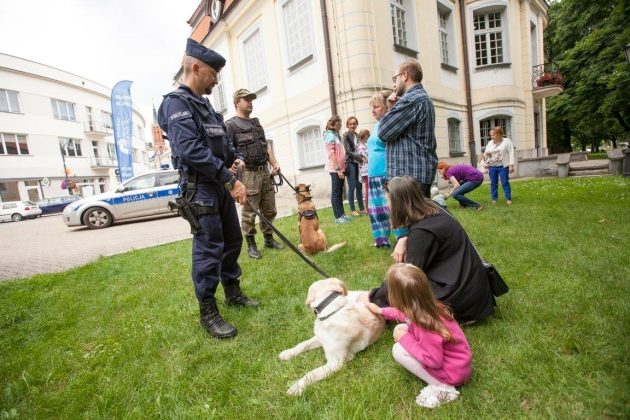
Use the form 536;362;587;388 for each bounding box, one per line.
391;72;404;83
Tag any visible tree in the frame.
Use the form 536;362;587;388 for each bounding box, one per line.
545;0;630;153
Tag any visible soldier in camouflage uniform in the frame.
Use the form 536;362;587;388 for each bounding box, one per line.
225;89;283;259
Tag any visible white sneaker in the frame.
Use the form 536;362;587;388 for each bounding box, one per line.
415;384;459;408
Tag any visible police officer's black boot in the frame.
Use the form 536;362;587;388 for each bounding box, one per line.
264;234;284;250
224;281;259;307
199;297;237;339
245;235;262;259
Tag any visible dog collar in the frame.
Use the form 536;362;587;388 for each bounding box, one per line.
298;209;318;220
313;291;342;320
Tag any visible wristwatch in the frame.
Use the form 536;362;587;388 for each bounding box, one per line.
335;166;341;171
224;175;237;191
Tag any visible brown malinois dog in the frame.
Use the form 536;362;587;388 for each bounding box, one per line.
295;184;347;254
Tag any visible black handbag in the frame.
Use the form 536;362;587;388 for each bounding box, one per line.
439;208;509;297
483;261;509;297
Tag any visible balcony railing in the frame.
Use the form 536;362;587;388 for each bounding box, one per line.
89;156;118;168
532;63;564;99
83;121;113;136
532;63;564;88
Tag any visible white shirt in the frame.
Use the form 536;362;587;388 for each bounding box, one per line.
484;137;515;167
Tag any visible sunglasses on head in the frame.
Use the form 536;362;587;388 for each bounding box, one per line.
383;177;407;193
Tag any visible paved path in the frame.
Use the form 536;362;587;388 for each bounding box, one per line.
0;195;328;281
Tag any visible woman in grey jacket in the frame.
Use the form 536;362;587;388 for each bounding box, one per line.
343;116;366;216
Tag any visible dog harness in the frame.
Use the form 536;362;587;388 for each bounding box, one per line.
313;291;343;320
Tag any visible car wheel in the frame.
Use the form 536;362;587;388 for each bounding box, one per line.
82;207;113;229
11;213;23;222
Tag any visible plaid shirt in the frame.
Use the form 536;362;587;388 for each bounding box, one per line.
378;84;438;184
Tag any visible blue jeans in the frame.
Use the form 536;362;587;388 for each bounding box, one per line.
488;166;512;201
330;172;345;219
452;180;482;208
345;162;364;211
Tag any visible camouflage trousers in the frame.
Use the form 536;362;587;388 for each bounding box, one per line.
240;166;277;236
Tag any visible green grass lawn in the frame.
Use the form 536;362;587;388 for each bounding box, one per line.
1;176;629;418
587;152;609;160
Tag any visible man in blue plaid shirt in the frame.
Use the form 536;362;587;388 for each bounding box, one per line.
378;59;438;198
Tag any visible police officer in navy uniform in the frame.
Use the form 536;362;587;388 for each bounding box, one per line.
158;38;258;339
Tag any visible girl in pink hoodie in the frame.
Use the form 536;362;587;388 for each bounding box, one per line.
367;263;472;408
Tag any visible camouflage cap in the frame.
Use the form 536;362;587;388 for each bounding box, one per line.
233;88;257;101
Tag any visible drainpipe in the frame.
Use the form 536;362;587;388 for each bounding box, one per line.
459;0;477;165
320;0;337;116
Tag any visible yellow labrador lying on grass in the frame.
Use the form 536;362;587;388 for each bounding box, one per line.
279;278;385;396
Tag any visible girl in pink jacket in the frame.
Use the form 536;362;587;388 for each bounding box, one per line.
367;263;472;408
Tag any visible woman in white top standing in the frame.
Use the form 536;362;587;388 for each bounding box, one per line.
483;126;515;205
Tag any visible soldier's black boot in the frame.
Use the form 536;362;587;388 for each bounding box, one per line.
199;297;237;339
264;233;284;250
224;281;259;307
245;235;262;259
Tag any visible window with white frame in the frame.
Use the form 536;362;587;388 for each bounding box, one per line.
107;143;117;160
242;28;268;92
212;74;227;113
0;89;21;113
297;126;325;168
447;118;462;154
437;2;456;67
102;111;113;129
132;148;139;162
51;98;76;121
390;0;408;47
59;138;83;157
92;141;100;158
0;133;29;155
282;0;314;68
473;10;505;67
480;115;510;148
439;11;449;64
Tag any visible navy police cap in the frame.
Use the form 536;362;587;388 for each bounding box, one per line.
185;38;226;71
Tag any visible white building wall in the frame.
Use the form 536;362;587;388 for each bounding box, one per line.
0;54;150;202
189;0;551;197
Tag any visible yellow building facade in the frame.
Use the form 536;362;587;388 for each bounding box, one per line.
184;0;556;194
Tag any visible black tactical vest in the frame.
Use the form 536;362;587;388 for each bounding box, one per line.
228;117;268;166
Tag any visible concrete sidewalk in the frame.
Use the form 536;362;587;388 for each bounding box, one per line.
0;195;329;281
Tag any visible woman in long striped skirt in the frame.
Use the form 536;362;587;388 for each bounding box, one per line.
367;90;406;247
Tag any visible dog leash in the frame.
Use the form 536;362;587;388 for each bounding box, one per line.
271;171;298;194
248;203;331;278
236;166;331;278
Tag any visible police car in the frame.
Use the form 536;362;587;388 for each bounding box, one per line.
62;170;180;229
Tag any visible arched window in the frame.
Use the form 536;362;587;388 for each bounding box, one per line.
447;118;462;155
480;115;511;148
297;126;325;169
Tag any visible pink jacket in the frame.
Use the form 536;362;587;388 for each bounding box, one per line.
323;130;346;173
382;307;472;386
